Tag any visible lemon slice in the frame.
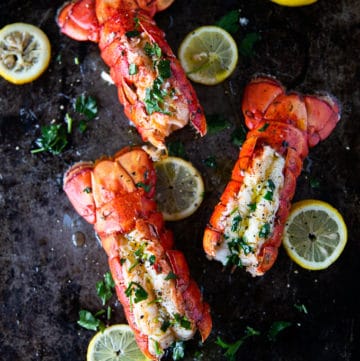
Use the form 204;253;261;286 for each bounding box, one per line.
0;23;51;84
282;200;347;270
87;324;148;361
270;0;317;6
154;156;204;221
178;25;238;85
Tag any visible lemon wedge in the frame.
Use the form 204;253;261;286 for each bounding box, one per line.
178;25;238;85
282;199;347;270
0;22;51;84
154;156;205;221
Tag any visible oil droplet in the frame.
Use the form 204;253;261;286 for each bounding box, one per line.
72;231;86;247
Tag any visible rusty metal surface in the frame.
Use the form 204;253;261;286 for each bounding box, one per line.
0;0;359;360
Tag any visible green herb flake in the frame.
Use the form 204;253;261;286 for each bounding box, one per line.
126;30;140;38
309;177;320;189
83;187;92;194
248;202;257;212
167;141;187;158
231;215;242;232
203;156;217;168
65;113;73;133
294;303;308;314
215;9;241;34
96;272;115;305
157;59;171;79
174;313;191;330
206;113;231;135
144;42;162;58
161;319;171;332
74;94;98;120
129;63;138;75
239;32;261;57
148;254;156;265
136;181;151;193
165;271;177;280
172;341;185;361
31;124;68;155
258;122;270;132
231;125;247;147
77;309;100;331
216;326;260;361
268;321;292;341
125;282;148;303
259;223;271;238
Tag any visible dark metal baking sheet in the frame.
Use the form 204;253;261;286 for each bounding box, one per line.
1;0;359;360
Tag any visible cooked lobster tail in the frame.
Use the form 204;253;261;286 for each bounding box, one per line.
203;76;340;276
64;146;211;359
57;0;206;159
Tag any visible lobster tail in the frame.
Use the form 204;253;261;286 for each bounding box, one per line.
203;76;341;276
64;147;212;359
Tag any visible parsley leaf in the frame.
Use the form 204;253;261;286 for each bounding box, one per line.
239;32;261;57
231;125;247;147
216;9;241;34
172;341;185;360
31;124;68;155
125;282;148;303
77;309;101;331
216;327;260;361
267;321;292;341
74;94;98;120
206;113;231;135
96;272;115;305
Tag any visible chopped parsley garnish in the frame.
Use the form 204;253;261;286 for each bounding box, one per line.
157;59;171;78
144;77;171;115
31;124;68;155
125;30;140;38
259;223;271;238
231;215;242;232
77;310;101;331
267;321;292;341
172;341;185;361
216;326;260;361
203;156;217;168
129;63;138;75
125;282;148;303
231;125;247;147
228;237;253;258
136;181;151;193
174;313;191;330
161;319;171;332
294;303;308;314
206;113;231;135
239;32;261;57
258;122;270;132
144;42;162;58
96;272;115;305
83;186;92;194
165;271;177;280
148;254;156;265
248;202;257;212
264;179;275;201
215;9;241;34
74;94;98;120
167;141;187;158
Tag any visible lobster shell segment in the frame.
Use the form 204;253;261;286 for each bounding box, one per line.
63;147;211;359
57;0;206;159
203;76;341;276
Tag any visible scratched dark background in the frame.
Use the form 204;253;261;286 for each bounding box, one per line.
0;0;359;360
